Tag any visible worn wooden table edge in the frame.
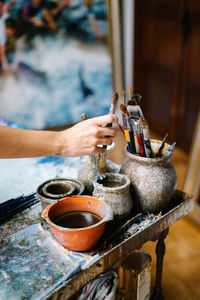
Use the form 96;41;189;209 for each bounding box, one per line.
46;190;194;300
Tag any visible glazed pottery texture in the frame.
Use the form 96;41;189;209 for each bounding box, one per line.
120;146;177;213
93;173;133;219
42;195;113;252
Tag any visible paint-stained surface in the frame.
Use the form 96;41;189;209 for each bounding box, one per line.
0;152;119;205
0;223;94;299
0;191;194;300
0;155;87;204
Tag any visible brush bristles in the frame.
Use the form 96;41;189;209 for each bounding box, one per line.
81;113;88;121
120;103;129;116
122;90;125;97
112;91;119;105
130;96;137;105
109;92;119;114
129;87;131;95
133;94;142;105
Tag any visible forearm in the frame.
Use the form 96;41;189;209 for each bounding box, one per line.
0;126;63;158
0;114;118;158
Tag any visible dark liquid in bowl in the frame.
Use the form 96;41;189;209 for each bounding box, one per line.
101;179;124;187
52;211;102;228
46;183;70;195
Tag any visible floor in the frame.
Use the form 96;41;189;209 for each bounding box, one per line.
108;129;200;300
143;216;200;299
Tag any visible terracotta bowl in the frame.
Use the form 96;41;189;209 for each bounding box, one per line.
42;195;113;252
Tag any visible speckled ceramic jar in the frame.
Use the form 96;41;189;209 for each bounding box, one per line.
92;173;133;219
120;147;177;213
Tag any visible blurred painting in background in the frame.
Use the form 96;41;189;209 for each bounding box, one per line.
0;0;112;129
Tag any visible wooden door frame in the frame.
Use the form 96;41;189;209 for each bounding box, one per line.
184;110;200;223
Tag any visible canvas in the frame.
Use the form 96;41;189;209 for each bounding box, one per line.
0;0;113;129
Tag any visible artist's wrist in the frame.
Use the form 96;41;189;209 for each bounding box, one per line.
56;130;71;157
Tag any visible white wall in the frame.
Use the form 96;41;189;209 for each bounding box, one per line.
122;0;135;92
109;0;135;125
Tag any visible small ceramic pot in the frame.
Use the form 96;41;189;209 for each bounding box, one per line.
37;178;85;210
93;173;133;219
42;180;75;199
42;195;113;252
120;143;177;213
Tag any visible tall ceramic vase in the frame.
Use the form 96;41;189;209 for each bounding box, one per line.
120;146;177;213
78;152;115;194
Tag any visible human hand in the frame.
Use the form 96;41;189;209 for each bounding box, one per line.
59;114;118;157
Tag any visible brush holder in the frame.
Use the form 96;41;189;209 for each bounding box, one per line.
77;142;116;194
120;143;177;214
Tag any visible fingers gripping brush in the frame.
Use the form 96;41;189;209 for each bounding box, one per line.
103;92;119;149
120;103;136;154
80;112;99;178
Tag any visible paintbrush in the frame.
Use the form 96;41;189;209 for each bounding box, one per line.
106;91;119;128
120;103;129;133
127;93;145;119
155;133;168;157
133;94;142;105
81;113;100;178
133;94;145;119
120;103;129;119
81;112;88;121
120;104;136;154
135;119;146;157
164;142;176;156
128;87;132;103
127;97;136;107
141;119;152;157
167;141;176;152
122;90;126;105
0;193;38;224
109;91;119;114
127;88;137;117
103;92;119;149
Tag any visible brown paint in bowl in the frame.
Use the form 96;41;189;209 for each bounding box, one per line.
52;211;102;228
42;195;113;252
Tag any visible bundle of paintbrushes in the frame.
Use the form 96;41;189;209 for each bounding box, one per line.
120;88;175;158
0;193;38;224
